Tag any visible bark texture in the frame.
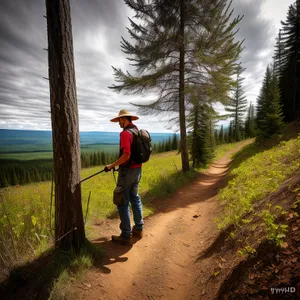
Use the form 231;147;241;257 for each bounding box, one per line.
46;0;85;250
179;0;190;172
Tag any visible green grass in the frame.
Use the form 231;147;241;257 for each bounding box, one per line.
0;142;248;267
216;136;300;229
0;152;54;160
0;144;119;160
213;140;253;161
80;151;184;220
0;151;187;263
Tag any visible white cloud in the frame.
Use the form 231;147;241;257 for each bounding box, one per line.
0;0;296;133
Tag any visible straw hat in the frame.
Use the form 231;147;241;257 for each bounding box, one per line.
110;109;139;122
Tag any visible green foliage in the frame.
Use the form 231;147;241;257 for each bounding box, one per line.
189;102;215;168
110;0;243;171
218;125;225;144
260;209;288;246
0;151;189;263
48;241;101;300
238;245;256;256
256;65;284;138
244;102;256;138
217;136;300;229
0;141;177;188
225;64;248;142
275;1;300;122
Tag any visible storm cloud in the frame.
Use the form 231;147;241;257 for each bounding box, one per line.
0;0;294;131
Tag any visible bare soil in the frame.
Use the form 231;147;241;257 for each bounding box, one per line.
71;142;251;300
2;139;299;300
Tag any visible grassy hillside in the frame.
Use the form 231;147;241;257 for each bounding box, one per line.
0;142;240;268
0;151;182;265
216;123;300;252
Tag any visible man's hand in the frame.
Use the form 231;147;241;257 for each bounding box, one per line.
104;164;115;172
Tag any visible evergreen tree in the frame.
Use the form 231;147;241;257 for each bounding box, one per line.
228;120;233;143
11;168;18;185
225;64;248;141
171;134;179;150
218;125;224;144
273;29;285;78
189;101;214;168
276;1;300;122
27;171;32;184
0;172;9;187
110;0;243;172
244;102;256;138
224;128;229;143
214;129;219;145
256;65;284;138
165;137;172;151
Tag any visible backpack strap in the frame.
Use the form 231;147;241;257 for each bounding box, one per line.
122;126;139;166
125;127;138;137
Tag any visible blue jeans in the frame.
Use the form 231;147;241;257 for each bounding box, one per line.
117;167;143;239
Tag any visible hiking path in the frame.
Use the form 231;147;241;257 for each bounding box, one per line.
73;142;250;300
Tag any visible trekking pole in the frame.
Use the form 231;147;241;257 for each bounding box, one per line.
80;169;105;184
79;167;115;184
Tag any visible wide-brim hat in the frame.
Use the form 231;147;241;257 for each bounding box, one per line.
110;109;139;122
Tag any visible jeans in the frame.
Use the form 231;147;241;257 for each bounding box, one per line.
117;167;143;239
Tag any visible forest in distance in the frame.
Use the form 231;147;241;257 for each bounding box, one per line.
0;129;180;187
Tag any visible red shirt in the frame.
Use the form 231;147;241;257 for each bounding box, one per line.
120;123;142;168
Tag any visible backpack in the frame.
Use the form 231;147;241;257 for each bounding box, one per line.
125;127;152;164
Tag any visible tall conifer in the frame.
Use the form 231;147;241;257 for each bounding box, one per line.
110;0;243;171
225;64;248;141
277;1;300;121
256;65;284;138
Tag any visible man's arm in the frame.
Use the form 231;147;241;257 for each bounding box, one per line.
105;153;130;171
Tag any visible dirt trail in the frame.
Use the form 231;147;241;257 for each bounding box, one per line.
75;144;249;300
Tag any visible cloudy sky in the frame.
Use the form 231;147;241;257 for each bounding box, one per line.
0;0;295;133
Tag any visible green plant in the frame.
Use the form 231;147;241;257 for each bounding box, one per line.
238;245;256;256
217;136;300;229
260;210;288;246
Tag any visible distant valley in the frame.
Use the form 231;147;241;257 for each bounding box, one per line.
0;129;178;155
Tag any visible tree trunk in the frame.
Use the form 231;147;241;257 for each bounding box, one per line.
179;0;190;172
45;0;85;251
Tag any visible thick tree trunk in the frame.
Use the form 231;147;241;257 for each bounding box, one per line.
46;0;85;250
179;0;190;172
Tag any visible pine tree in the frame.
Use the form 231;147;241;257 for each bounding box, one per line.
244;102;256;138
0;172;9;188
214;129;219;145
46;0;85;250
225;64;248;141
256;65;284;138
273;30;285;78
110;0;243;172
277;1;300;122
11;168;18;185
27;171;32;184
171;134;179;150
218;125;224;144
224;129;229;143
228;120;233;143
189;101;214;168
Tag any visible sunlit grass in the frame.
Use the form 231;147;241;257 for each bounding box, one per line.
216;136;300;229
0;143;246;265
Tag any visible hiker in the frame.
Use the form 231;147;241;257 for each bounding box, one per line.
105;109;144;244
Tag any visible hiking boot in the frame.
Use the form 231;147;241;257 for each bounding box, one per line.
132;225;143;238
111;235;131;245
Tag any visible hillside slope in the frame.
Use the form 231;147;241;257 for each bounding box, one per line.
2;126;299;299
